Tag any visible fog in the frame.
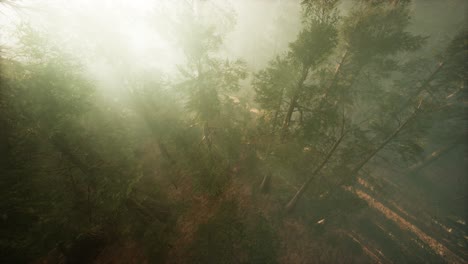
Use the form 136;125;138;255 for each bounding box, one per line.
1;0;465;84
1;0;467;263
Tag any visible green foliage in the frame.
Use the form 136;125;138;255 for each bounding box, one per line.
290;21;338;68
252;55;299;132
341;3;425;60
175;11;247;125
301;0;340;25
1;1;466;263
0;27;99;262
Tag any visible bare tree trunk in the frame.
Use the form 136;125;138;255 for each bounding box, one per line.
260;172;272;193
281;65;309;139
331;60;448;189
285;120;346;212
399;61;445;114
318;108;422;204
321;49;349;101
349;59;450;176
281;92;299;135
408;139;461;173
351;109;419;176
272;87;285;132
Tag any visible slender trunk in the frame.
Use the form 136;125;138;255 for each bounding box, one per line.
260;172;272;193
285;127;346;212
281;65;309;139
399;61;445;114
259;87;286;193
408;139;461;173
351;110;418;176
333;61;446;187
415;61;445;94
259;137;276;193
202;121;212;150
352;60;446;174
322;49;349;101
272;110;280;131
281;93;299;135
272;87;285;132
320;109;421;202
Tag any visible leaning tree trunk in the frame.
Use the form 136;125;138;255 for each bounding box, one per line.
352;108;419;176
272;87;286;132
399;61;445;114
321;49;349;101
280;65;310;139
408;139;462;173
332;108;422;197
345;59;447;181
260;172;272;193
285;120;346;212
312;58;452;207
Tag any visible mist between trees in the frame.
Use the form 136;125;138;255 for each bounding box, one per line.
1;0;466;263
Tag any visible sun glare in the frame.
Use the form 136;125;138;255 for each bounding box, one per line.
5;0;183;72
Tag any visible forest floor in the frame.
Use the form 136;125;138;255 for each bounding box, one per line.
35;146;467;264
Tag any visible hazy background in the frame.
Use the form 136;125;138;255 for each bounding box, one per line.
1;1;467;263
2;0;465;75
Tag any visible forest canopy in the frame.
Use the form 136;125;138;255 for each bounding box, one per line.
1;0;467;263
